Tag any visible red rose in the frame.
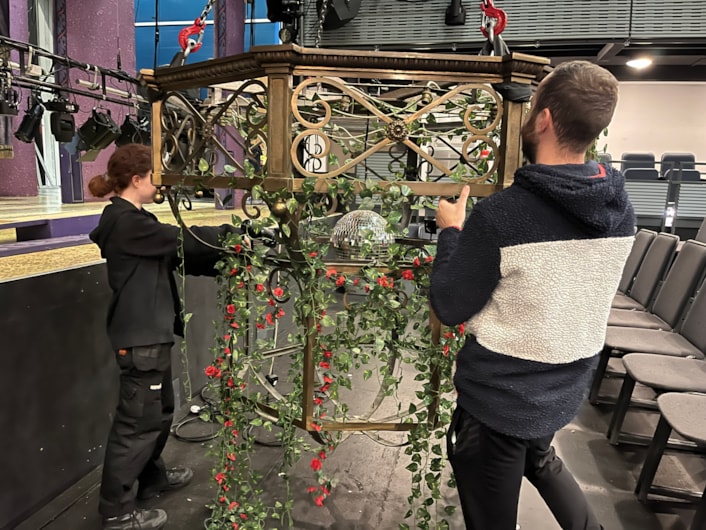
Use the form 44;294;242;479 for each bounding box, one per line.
226;304;236;314
310;458;322;471
255;283;264;292
402;270;414;280
273;287;284;297
233;244;242;253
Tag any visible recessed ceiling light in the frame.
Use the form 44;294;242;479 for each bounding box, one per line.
626;57;653;69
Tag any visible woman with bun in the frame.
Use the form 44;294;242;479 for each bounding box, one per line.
88;143;234;530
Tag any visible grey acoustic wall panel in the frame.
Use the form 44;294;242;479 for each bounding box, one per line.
302;0;631;49
631;0;706;38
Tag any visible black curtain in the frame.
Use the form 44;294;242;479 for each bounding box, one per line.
0;0;8;37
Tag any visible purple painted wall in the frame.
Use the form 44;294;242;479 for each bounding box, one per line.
215;0;245;208
0;0;39;197
65;0;136;202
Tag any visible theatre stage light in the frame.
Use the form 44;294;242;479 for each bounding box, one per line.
14;100;44;143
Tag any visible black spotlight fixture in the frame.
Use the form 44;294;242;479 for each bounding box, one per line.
445;0;467;25
0;86;19;116
45;98;79;143
266;0;303;43
115;115;151;147
14;97;44;143
76;108;121;152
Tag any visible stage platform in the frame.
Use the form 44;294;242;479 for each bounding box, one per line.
0;189;238;282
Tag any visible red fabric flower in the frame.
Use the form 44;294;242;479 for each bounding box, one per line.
459;323;465;334
307;486;317;493
215;472;226;484
323;350;332;359
413;257;421;267
226;304;236;315
309;251;318;257
277;308;285;318
229;267;238;276
315;495;325;506
273;287;284;297
319;361;330;370
335;275;345;287
224;420;233;427
401;270;414;280
353;278;360;286
233;244;242;253
205;366;219;377
326;269;337;279
256;322;265;330
310;458;322;471
425;255;434;263
230;322;240;329
255;283;264;292
265;313;275;325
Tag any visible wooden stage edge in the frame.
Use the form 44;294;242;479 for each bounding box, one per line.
0;193;241;283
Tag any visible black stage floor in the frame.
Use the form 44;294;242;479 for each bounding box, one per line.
18;375;704;530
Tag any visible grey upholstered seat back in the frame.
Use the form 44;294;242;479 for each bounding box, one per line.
628;232;679;308
679;278;706;353
696;218;706;244
651;240;706;328
618;229;656;294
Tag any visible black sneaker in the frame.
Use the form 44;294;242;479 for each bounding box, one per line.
103;508;167;529
138;467;194;500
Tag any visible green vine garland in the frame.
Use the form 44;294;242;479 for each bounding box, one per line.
189;174;467;530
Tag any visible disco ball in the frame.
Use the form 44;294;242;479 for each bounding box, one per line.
330;210;394;261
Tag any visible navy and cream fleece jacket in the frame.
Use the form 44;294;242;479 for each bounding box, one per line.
430;161;635;440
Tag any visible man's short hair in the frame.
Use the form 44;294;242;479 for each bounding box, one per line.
532;61;619;154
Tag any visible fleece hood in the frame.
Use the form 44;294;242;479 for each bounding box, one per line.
513;161;634;235
89;197;136;254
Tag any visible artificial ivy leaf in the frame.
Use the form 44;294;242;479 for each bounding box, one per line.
198;158;210;173
223;164;236;174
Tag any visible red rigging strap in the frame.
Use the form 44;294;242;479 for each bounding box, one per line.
480;0;507;38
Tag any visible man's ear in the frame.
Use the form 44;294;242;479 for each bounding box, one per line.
535;107;552;134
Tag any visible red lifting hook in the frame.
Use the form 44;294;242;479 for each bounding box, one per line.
178;19;206;52
480;0;507;38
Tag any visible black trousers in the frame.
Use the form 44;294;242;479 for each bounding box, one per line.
447;407;602;530
99;344;174;518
